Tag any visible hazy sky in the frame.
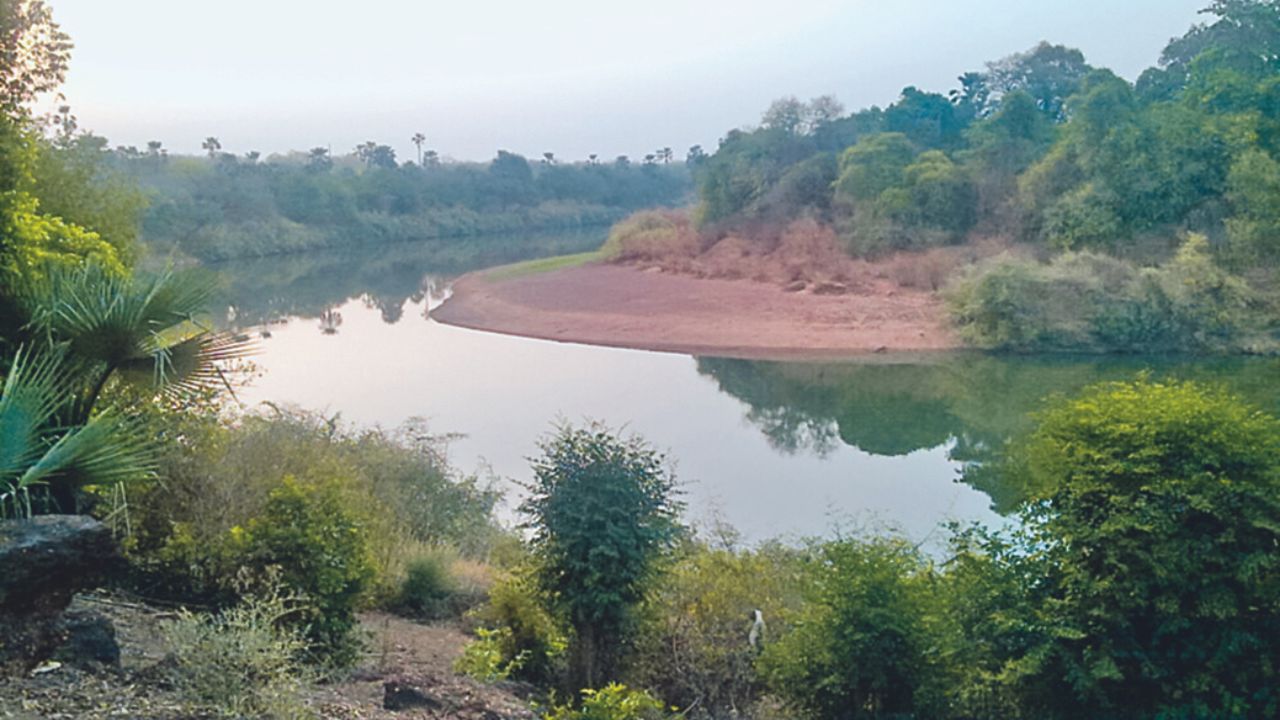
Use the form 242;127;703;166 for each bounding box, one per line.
50;0;1209;162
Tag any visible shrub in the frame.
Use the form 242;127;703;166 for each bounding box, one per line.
759;537;936;720
397;551;456;619
601;210;699;263
236;475;376;667
630;542;807;718
468;570;568;685
544;684;669;720
161;587;314;719
946;236;1264;353
969;379;1280;718
455;627;523;682
522;423;683;691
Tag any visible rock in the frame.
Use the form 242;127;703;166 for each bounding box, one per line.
0;516;120;674
783;280;808;293
52;610;120;668
384;676;445;711
811;281;848;296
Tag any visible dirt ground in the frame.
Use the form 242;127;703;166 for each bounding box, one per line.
0;597;532;720
432;262;961;359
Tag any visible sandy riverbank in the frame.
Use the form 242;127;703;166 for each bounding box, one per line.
432;262;960;360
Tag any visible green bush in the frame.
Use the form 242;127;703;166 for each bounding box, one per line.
947;236;1265;353
236;475;376;667
469;570;568;685
397;551;456;619
544;684;669;720
964;378;1280;718
161;587;314;719
631;542;807;718
523;423;683;692
455;627;523;682
759;536;936;720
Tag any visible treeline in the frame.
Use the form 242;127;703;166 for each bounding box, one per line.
681;0;1280;353
695;1;1280;262
92;138;691;261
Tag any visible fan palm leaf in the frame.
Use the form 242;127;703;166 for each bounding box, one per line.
22;261;254;412
0;348;156;517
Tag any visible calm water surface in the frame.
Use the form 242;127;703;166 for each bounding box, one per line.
215;232;1280;544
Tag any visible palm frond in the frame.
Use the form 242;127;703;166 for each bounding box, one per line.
0;347;71;479
15;410;157;492
25;261;223;369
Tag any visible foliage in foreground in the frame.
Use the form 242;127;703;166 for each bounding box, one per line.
161;586;314;719
543;684;670;720
522;423;683;692
124;407;503;665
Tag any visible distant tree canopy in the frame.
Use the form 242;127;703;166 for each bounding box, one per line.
694;0;1280;263
108;146;691;260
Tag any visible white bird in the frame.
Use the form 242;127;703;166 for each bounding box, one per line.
748;609;766;650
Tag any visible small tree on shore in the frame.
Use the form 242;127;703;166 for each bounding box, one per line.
521;422;682;693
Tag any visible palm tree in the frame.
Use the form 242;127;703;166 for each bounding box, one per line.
8;262;254;513
411;132;426;165
542;151;556;166
0;348;154;517
657;147;673;164
201;136;221;158
588;153;598;166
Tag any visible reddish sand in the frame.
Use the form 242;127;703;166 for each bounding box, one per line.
432;263;960;359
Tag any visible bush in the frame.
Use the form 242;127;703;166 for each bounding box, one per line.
522;423;684;692
946;235;1265;353
759;537;936;720
455;627;523;682
236;475;376;667
123;408;504;631
967;378;1280;718
161;587;314;719
397;551;456;619
630;542;807;718
544;684;670;720
467;570;568;685
601;210;700;263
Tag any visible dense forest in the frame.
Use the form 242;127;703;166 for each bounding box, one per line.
611;0;1278;353
76;130;690;261
7;2;1280;720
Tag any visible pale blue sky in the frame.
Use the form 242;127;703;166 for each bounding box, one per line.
50;0;1209;161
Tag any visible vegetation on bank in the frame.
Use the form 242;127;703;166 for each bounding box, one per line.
92;137;690;261
9;2;1280;719
599;0;1280;354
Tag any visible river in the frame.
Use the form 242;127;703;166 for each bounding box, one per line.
212;230;1280;545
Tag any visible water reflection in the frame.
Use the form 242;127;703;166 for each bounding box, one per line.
697;355;1280;512
210;226;608;331
211;231;1280;539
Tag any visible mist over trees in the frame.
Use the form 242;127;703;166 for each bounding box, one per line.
93;143;691;261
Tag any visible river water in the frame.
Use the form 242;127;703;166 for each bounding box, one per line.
213;230;1280;544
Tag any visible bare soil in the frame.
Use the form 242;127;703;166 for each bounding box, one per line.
433;262;960;359
0;597;532;720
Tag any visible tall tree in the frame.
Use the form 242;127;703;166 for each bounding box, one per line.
522;423;682;692
411;132;426;165
0;0;72;117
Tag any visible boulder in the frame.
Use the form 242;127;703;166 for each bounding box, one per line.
0;516;120;673
384;676;445;711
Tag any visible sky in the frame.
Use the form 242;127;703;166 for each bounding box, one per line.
49;0;1210;163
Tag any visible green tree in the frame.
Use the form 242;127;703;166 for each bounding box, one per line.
0;0;72;117
521;423;682;692
761;537;935;720
990;378;1280;718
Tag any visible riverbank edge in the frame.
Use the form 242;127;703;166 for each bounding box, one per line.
432;261;966;361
